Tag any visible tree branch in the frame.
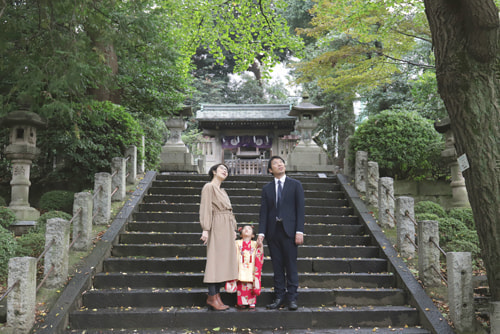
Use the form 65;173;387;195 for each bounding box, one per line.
392;28;432;44
258;0;273;34
0;0;6;20
382;53;435;69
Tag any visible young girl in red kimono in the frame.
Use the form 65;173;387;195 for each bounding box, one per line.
226;225;264;309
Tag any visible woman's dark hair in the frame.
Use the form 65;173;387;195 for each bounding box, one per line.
267;156;285;174
208;163;229;180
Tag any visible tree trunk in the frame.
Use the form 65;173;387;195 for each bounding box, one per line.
423;0;500;299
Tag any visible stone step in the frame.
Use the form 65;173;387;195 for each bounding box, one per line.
132;212;360;224
68;328;430;334
118;232;372;246
92;272;396;290
111;244;380;258
102;257;388;274
126;221;365;235
69;306;422;331
80;287;407;308
142;194;349;207
151;180;341;191
148;187;346;199
138;203;354;216
155;173;339;183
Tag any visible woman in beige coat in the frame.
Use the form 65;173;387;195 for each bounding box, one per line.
200;163;238;310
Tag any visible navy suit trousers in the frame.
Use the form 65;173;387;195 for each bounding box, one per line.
266;221;298;302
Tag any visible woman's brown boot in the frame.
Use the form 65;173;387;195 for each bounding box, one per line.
207;294;227;311
215;293;229;310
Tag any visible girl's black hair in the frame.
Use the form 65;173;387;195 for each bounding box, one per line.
208;163;229;180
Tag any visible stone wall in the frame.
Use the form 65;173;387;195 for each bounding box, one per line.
394;179;454;208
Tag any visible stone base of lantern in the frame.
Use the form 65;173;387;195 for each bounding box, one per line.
160;144;199;173
286;144;334;173
9;205;40;220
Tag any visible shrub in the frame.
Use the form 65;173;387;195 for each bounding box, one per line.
39;190;75;214
414;201;446;218
0;226;18;278
0;206;17;229
36;210;73;233
16;230;46;259
448;207;475;230
0;196;6;206
350;110;444;180
415;213;440;222
35;100;145;188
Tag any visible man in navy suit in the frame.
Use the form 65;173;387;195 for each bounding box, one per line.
257;156;305;311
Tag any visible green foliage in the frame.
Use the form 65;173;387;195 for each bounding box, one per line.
39;191;75;215
438;217;480;260
415;201;446;218
295;0;430;94
447;208;475;230
135;113;167;172
35;101;143;187
350;110;444;180
36;211;73;233
415;212;440;222
416;200;481;266
0;206;17;229
0;226;18;278
15;230;46;259
0;196;6;207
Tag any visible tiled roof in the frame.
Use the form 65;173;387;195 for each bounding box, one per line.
196;104;294;120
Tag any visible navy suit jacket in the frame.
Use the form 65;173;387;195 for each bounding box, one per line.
258;176;305;239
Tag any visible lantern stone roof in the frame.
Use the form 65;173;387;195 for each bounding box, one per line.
196;104;296;130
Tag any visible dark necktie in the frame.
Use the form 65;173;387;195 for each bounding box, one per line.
277;180;283;217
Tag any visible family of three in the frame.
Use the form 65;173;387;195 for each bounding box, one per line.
199;156;305;311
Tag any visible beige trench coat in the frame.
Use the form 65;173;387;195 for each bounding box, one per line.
199;182;238;283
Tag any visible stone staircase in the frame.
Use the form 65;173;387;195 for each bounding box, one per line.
66;173;442;333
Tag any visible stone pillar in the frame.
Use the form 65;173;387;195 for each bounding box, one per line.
138;136;145;174
378;177;395;228
72;192;93;251
490;302;500;334
355;151;367;194
418;220;441;287
111;157;126;202
93;172;111;225
6;257;36;334
395;196;415;258
343;136;353;177
366;161;379;207
125;145;137;185
447;252;474;332
44;218;70;288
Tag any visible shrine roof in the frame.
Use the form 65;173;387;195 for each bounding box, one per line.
196;104;294;121
196;104;296;131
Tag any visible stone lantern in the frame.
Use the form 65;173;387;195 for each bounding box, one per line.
434;117;469;207
286;94;333;172
0;109;46;222
160;105;198;172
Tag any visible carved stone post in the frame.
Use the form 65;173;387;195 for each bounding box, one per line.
378;177;395;228
355;151;367;194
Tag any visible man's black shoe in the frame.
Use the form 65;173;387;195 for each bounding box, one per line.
266;298;285;309
288;300;298;311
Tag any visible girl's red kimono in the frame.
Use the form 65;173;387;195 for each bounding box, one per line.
226;239;264;308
